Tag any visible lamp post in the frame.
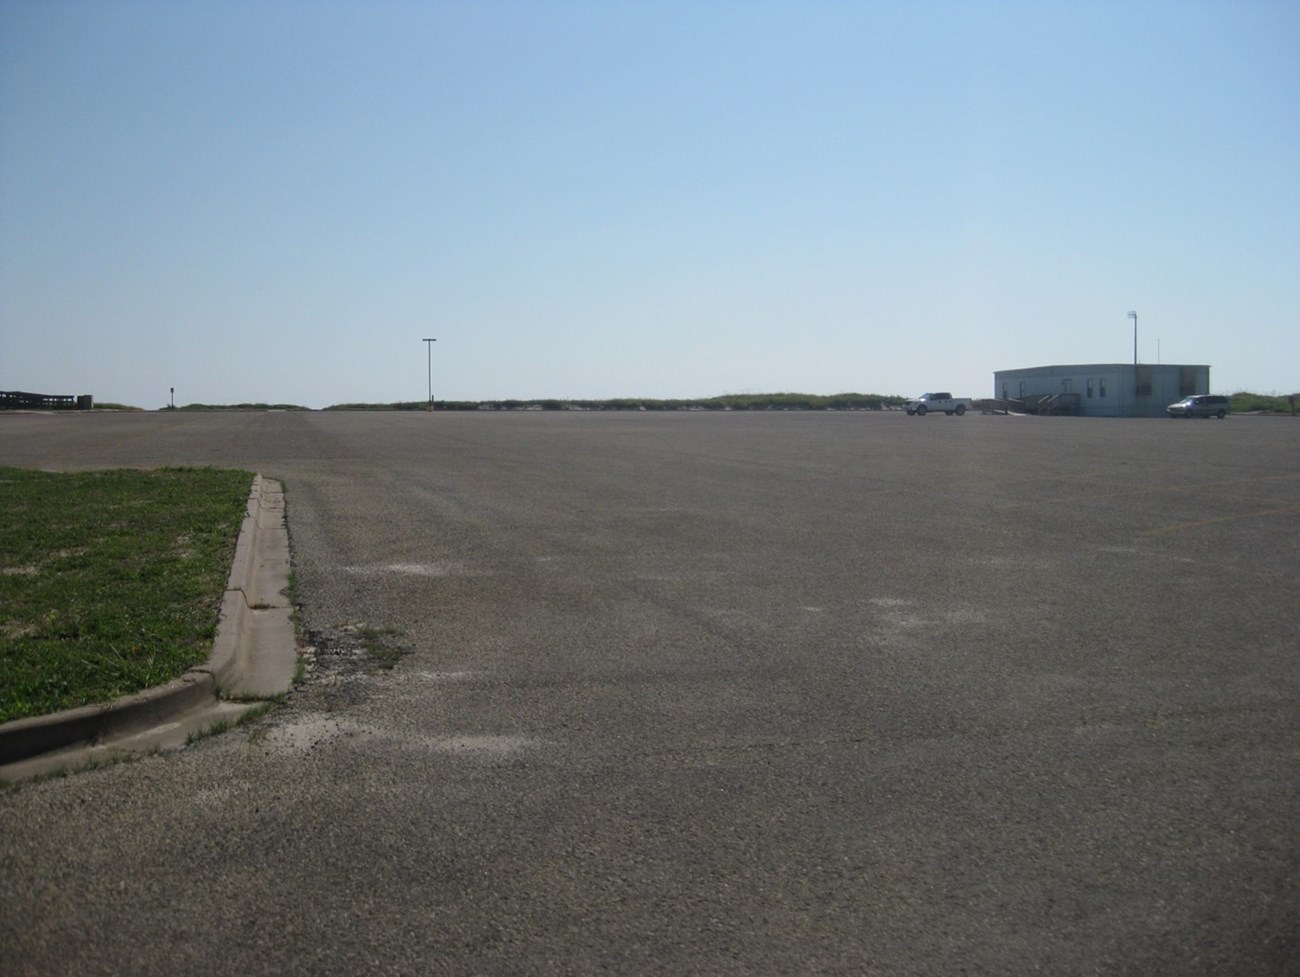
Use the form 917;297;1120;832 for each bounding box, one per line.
1128;311;1138;365
422;338;437;410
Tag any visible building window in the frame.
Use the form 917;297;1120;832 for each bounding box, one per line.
1099;377;1107;397
1087;378;1094;399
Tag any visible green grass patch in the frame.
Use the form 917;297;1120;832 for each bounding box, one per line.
0;467;253;724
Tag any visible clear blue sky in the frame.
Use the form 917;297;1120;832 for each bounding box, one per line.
2;1;1297;408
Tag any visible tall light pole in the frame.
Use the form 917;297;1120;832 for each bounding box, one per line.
422;338;437;410
1127;311;1138;365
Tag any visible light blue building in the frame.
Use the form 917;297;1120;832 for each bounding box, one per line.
993;363;1210;418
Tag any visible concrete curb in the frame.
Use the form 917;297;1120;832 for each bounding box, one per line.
206;475;296;699
0;474;296;781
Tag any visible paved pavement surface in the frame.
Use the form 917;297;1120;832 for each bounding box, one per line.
1;410;1297;976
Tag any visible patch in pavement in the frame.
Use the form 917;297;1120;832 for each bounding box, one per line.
258;715;361;753
306;622;411;675
413;670;481;682
259;716;541;758
264;629;540;760
337;561;477;578
865;597;990;646
291;622;413;713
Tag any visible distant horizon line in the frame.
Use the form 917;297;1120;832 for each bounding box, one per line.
4;387;1292;414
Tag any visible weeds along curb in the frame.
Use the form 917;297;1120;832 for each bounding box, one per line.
0;474;294;774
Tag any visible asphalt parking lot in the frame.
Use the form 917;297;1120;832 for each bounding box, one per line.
1;409;1297;975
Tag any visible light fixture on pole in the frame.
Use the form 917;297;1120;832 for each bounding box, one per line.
422;338;437;410
1128;311;1138;366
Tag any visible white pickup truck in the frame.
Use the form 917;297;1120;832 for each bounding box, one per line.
904;392;973;416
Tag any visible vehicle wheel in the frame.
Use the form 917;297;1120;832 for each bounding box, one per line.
915;405;927;416
905;409;914;416
955;404;966;416
1217;408;1227;419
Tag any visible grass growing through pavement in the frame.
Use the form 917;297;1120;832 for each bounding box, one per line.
0;467;253;724
357;625;406;670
